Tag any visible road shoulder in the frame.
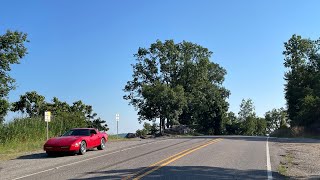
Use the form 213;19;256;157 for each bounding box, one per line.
270;137;320;179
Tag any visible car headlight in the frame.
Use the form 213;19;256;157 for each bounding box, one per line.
72;142;81;147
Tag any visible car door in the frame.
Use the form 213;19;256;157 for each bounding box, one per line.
89;129;100;147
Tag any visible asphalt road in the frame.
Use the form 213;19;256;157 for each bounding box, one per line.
0;136;278;180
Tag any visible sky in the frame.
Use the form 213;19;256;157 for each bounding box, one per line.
1;0;320;134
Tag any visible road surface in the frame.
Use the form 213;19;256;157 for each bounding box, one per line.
0;136;278;180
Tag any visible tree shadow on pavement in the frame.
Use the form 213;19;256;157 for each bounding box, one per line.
176;136;320;144
69;165;285;180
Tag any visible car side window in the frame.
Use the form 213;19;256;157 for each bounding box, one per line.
90;130;97;134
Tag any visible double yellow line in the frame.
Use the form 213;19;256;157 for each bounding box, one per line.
123;138;222;180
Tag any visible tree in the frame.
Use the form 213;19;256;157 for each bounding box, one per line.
256;117;267;136
265;108;287;133
225;112;241;135
139;82;186;133
46;97;71;114
283;35;320;128
0;30;28;123
11;91;46;117
124;40;229;134
238;99;255;122
89;117;109;131
238;99;261;135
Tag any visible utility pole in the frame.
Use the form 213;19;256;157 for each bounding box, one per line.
116;113;120;138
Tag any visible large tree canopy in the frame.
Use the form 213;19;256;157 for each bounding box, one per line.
124;40;230;134
283;35;320;128
0;30;28;123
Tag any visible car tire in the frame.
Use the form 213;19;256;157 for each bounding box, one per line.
97;138;106;150
78;141;87;155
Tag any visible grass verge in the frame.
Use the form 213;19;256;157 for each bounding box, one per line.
278;153;293;176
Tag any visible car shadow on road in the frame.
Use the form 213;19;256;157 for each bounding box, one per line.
16;149;98;160
69;165;285;180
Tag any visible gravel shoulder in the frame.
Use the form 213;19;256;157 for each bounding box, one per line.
270;137;320;179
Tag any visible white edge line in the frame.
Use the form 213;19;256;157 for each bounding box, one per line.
266;137;273;180
12;139;170;180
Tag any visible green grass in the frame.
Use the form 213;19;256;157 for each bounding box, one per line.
278;153;293;176
278;164;287;175
0;140;45;161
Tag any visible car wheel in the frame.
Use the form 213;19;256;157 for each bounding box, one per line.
78;141;87;155
97;138;106;150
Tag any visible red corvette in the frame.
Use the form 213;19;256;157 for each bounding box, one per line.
43;128;108;156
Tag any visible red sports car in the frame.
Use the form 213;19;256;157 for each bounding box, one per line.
43;128;108;156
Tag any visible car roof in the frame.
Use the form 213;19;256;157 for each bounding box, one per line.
71;128;95;130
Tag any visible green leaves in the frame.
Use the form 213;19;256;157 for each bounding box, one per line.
124;40;230;134
0;30;28;97
283;35;320;128
0;30;28;122
10;91;108;131
265;108;287;133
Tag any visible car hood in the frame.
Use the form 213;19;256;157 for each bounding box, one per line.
45;136;82;146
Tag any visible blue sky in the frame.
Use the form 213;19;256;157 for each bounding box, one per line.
1;1;320;134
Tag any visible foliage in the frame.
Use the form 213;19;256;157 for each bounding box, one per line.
136;122;159;136
11;92;108;131
238;99;255;122
11;91;46;117
228;99;268;136
283;35;320;128
0;30;28;123
265;108;288;133
124;40;229;134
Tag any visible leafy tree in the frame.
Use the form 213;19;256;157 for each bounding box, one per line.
265;108;287;133
46;97;71;114
139;82;186;133
256;117;267;136
124;40;229;135
11;91;46;117
238;99;266;136
283;35;320;128
225;112;241;135
242;115;257;135
89;117;109;131
0;30;28;123
136;122;159;136
238;99;255;122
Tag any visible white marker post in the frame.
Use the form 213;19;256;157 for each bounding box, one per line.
116;113;120;138
44;111;51;140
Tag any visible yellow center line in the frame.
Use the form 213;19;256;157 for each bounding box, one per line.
122;139;216;180
123;138;222;180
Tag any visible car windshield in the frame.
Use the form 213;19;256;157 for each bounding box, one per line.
62;129;90;136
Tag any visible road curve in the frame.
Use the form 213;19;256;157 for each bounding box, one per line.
0;136;276;180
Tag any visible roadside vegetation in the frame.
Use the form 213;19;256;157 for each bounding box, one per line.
0;31;109;159
124;40;288;137
1;30;320;160
124;37;320;138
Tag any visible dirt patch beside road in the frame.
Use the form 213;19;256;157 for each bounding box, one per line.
271;138;320;179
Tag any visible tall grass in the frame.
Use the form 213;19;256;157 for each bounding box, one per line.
0;112;87;159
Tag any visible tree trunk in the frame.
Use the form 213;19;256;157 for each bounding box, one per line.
159;117;162;135
160;116;165;135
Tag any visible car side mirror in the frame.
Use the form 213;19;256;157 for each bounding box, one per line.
90;133;95;137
